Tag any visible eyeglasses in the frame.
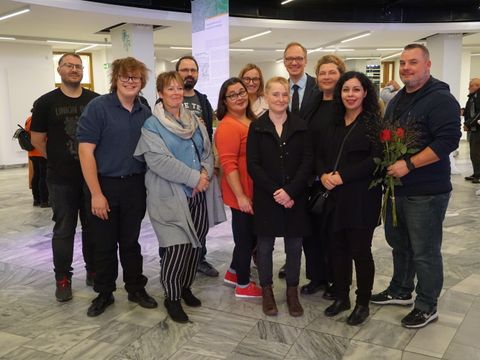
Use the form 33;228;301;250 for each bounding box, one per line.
178;68;198;74
284;57;305;64
242;77;260;84
225;89;248;101
61;63;84;70
119;75;142;83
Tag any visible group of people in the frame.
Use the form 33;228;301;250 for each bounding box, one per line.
29;40;461;329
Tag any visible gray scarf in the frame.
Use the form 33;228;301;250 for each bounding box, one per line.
153;102;198;139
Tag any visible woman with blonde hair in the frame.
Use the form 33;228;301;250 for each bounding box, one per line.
247;76;312;317
239;63;268;117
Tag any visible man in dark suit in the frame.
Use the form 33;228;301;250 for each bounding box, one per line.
277;42;318;279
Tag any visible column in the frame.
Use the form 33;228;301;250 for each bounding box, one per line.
110;24;155;107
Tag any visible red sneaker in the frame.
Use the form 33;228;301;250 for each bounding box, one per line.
235;282;262;298
224;270;238;286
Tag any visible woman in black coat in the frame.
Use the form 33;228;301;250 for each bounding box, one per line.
247;76;312;317
316;71;382;325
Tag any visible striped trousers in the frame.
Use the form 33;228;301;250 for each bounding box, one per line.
161;192;209;300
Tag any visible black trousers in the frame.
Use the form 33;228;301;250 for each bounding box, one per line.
330;227;375;306
30;156;48;204
161;192;208;300
230;208;256;286
258;236;303;287
469;131;480;177
303;213;331;285
88;174;148;294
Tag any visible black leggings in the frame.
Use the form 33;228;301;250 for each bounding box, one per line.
229;208;256;286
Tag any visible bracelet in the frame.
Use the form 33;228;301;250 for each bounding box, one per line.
405;157;416;171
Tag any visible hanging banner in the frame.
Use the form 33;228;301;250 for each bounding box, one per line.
191;0;229;110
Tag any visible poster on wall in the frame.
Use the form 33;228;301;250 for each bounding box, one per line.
191;0;229;109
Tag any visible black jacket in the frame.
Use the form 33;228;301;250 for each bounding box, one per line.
464;89;480;131
385;76;461;196
194;89;214;141
247;111;313;237
316;112;382;232
298;73;319;119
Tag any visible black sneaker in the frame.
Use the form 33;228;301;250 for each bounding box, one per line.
87;293;114;317
197;261;219;277
401;308;438;329
55;277;72;302
128;289;158;309
370;289;414;305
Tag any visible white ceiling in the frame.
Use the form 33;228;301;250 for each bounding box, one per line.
2;0;480;64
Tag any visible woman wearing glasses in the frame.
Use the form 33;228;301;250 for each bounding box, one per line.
134;71;217;323
215;77;262;299
239;64;268;117
247;77;312;317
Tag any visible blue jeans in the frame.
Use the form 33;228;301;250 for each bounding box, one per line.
47;181;95;281
384;192;450;312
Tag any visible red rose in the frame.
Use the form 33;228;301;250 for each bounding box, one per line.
380;129;392;142
396;127;405;139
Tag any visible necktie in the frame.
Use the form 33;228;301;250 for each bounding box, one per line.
291;84;299;113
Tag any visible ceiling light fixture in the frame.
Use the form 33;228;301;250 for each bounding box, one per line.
471;53;480;56
281;0;295;4
76;44;98;53
377;48;403;51
230;48;254;52
275;58;283;63
340;32;371;43
0;6;30;22
170;58;180;63
381;52;402;61
307;47;323;54
170;46;192;50
0;36;15;40
240;30;272;42
47;40;94;45
346;57;380;60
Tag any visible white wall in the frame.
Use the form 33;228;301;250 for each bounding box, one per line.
0;43;54;167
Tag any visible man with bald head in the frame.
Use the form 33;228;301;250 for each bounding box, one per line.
464;77;480;182
371;44;461;329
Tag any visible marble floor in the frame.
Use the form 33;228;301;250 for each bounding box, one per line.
1;142;480;360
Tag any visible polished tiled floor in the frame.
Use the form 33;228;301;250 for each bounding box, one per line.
1;142;480;359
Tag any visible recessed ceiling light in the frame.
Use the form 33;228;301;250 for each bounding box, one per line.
0;36;15;40
0;6;30;22
230;48;254;52
240;30;272;42
170;58;180;63
76;45;98;53
170;46;192;50
281;0;295;4
340;32;371;43
377;48;403;51
381;52;402;60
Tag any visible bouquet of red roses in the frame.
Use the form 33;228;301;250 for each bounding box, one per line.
369;121;419;226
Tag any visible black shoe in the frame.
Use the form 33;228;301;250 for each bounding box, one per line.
465;175;476;181
324;298;351;317
40;202;51;208
55;277;73;302
300;281;326;295
164;299;189;323
322;284;335;300
87;293;114;317
347;304;370;325
401;308;438;329
278;264;286;279
473;178;480;184
197;260;219;277
128;289;158;309
182;288;201;307
370;289;413;306
86;271;96;287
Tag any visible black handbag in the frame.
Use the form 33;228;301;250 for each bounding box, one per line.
308;121;358;215
13;124;34;151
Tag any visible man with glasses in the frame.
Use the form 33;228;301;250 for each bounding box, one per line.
175;55;219;277
31;53;98;302
277;42;318;279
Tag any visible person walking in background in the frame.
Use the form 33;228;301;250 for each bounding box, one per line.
215;77;262;299
175;55;219;277
464;78;480;183
239;63;269;117
380;79;401;106
301;55;346;300
30;52;98;302
78;57;157;317
25;106;49;207
135;71;219;323
371;44;461;329
247;76;312;317
316;71;382;325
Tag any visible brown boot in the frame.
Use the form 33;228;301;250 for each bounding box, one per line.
262;285;278;316
286;286;304;317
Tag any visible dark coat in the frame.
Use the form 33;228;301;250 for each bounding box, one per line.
247;111;313;237
316;112;382;232
298;73;319;118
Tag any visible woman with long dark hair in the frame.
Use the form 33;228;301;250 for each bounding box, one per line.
316;71;382;325
215;77;262;298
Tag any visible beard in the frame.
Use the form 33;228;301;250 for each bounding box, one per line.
183;76;197;90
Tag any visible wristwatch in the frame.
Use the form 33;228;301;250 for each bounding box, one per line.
405;157;416;171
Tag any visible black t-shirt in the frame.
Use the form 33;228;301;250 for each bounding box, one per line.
183;94;203;119
31;87;99;184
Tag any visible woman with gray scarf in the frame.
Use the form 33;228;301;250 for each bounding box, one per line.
134;71;214;323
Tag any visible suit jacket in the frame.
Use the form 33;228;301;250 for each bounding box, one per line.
299;73;319;118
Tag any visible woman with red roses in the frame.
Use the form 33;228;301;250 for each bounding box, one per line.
315;71;382;325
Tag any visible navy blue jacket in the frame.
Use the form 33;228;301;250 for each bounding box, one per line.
385;76;461;196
